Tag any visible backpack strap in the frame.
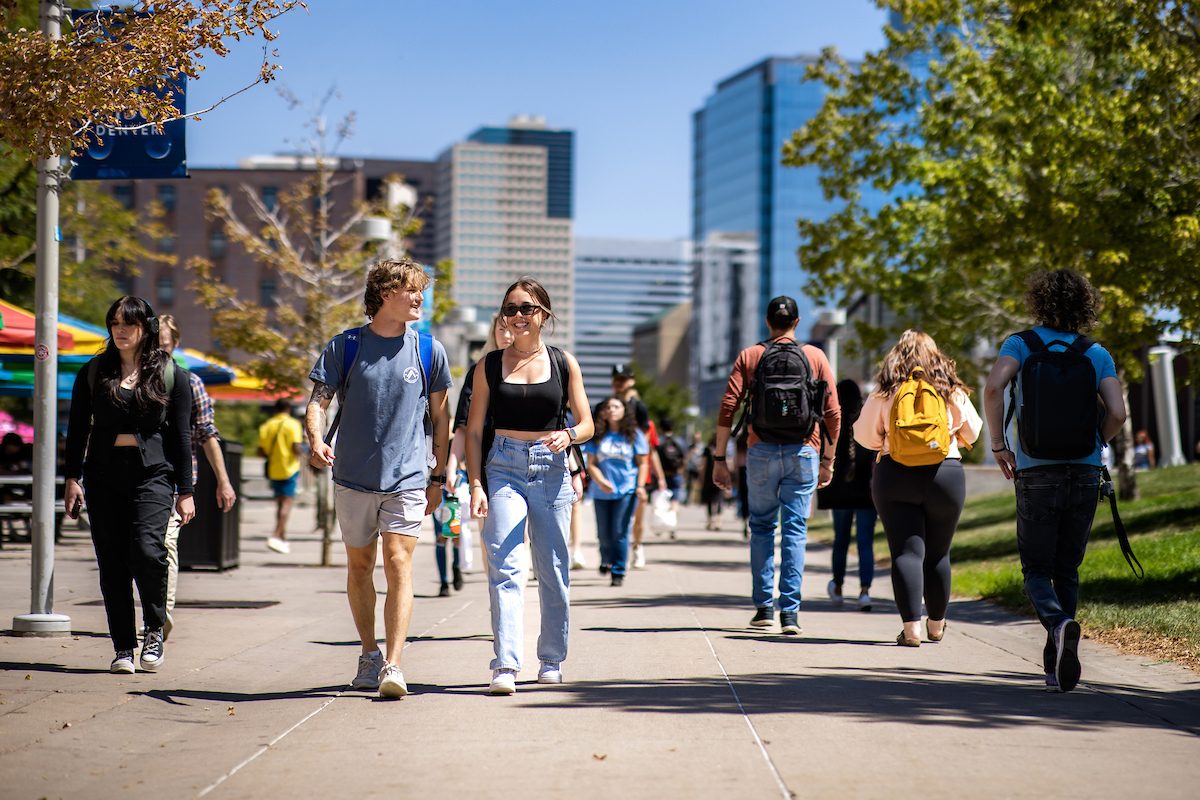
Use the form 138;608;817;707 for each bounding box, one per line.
1004;331;1041;451
731;340;772;439
1100;466;1145;579
417;330;434;395
1068;334;1095;356
548;346;571;430
324;327;363;445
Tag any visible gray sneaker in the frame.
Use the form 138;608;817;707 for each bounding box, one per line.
110;650;135;674
351;650;386;690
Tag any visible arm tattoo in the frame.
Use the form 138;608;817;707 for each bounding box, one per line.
310;382;336;405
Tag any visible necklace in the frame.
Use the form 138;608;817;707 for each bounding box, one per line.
511;341;544;356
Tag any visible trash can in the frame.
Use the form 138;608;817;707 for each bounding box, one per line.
180;441;241;571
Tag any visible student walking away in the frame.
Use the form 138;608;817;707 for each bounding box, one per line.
816;379;877;612
63;297;193;674
700;435;726;530
466;277;593;695
713;296;840;636
854;330;982;648
983;269;1127;693
156;315;237;639
685;431;704;505
586;397;649;586
655;417;686;539
307;258;452;699
259;398;303;554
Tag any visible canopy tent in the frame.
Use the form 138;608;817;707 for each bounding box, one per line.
0;299;73;349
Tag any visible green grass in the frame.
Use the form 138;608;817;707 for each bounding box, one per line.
813;464;1200;668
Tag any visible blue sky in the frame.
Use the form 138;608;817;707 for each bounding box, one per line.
188;0;888;239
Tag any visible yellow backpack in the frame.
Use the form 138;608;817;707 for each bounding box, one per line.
887;368;951;466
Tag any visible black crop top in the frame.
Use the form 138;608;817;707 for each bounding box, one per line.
486;349;566;432
65;358;194;493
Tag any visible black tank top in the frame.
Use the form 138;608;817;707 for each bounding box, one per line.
487;349;565;432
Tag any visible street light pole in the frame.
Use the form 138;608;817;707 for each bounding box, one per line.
12;0;72;636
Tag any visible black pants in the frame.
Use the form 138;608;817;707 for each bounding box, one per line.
84;450;174;651
1014;464;1101;673
871;457;966;623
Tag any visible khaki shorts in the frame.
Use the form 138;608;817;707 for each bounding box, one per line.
335;485;426;548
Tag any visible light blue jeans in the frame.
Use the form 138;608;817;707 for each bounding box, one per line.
483;435;574;672
747;443;819;612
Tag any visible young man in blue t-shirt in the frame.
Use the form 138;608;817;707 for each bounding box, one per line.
306;259;452;699
983;269;1127;693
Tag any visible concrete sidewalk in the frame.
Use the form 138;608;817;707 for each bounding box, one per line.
1;494;1197;799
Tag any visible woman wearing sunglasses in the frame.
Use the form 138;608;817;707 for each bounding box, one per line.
466;277;593;694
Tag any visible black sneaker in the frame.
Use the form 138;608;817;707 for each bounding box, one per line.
750;608;774;628
780;611;801;636
110;650;135;674
610;574;624;587
438;583;451;597
1054;619;1082;693
599;564;610;576
139;628;164;672
452;566;463;591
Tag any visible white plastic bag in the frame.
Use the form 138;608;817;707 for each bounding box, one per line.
651;489;677;531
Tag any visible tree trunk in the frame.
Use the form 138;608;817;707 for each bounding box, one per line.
1112;377;1138;501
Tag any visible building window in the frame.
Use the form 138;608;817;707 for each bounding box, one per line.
261;185;278;213
156;274;175;307
157;234;175;254
112;184;134;210
114;269;134;296
208;229;228;259
157;184;177;212
260;277;276;307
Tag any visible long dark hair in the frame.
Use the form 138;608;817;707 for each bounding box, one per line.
98;296;171;411
597;396;638;444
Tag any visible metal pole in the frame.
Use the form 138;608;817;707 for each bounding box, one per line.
12;0;72;636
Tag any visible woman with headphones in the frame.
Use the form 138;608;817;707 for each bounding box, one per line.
63;296;194;674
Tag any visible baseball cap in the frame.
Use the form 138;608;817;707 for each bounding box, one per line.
767;296;799;321
611;363;634;378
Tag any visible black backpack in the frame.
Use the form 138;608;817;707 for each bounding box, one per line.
1004;330;1099;460
658;435;685;474
734;339;828;445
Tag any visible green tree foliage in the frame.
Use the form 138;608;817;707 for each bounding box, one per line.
786;0;1200;374
628;362;695;433
785;0;1200;497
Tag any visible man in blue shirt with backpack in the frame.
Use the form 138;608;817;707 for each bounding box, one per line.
984;269;1127;693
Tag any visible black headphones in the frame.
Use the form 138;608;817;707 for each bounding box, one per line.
142;298;160;337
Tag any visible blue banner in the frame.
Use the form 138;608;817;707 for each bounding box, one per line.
69;10;188;181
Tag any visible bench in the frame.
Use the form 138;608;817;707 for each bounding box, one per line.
0;476;67;547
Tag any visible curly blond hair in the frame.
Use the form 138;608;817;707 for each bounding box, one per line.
873;329;970;399
364;257;431;318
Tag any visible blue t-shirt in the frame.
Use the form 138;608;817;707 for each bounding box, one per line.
309;325;452;494
584;430;649;498
998;326;1117;471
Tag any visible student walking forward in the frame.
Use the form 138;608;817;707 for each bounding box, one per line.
467;277;592;695
586;397;649;586
64;297;193;674
713;296;840;636
984;269;1126;692
853;330;982;647
307;259;452;699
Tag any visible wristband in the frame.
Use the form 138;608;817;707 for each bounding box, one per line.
429;474;447;485
991;447;1010;453
566;426;577;442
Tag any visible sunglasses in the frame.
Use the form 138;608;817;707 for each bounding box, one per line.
501;303;544;318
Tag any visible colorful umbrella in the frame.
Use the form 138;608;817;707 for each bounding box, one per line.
0;299;74;349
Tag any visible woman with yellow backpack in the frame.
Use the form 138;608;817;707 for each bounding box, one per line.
853;330;982;647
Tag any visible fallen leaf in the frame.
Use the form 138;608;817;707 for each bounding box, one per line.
24;674;31;681
227;706;235;716
61;722;71;729
592;754;607;761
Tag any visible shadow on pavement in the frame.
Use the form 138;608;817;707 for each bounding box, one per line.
0;660;112;675
521;667;1200;735
129;684;350;705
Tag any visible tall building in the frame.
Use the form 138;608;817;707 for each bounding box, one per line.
573;237;693;402
434;117;575;347
692;55;885;409
693;233;760;412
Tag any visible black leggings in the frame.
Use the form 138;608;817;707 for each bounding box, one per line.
84;450;174;651
871;457;966;623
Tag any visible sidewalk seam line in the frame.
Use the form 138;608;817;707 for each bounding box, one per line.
196;599;473;798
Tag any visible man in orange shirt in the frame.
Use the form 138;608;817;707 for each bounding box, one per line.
713;296;840;636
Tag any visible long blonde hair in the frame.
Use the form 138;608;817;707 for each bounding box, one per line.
873;330;969;399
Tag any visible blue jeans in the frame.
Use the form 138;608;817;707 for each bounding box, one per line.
593;493;637;576
831;508;876;589
483;435;574;672
747;443;819;612
1015;465;1101;671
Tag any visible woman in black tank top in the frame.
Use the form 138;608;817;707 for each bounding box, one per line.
465;277;593;695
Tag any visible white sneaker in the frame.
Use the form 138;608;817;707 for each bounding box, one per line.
537;662;563;684
827;580;844;607
570;549;587;570
858;590;873;612
110;650;135;674
267;537;291;554
379;664;408;698
633;545;646;569
351;650;386;690
489;669;517;695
